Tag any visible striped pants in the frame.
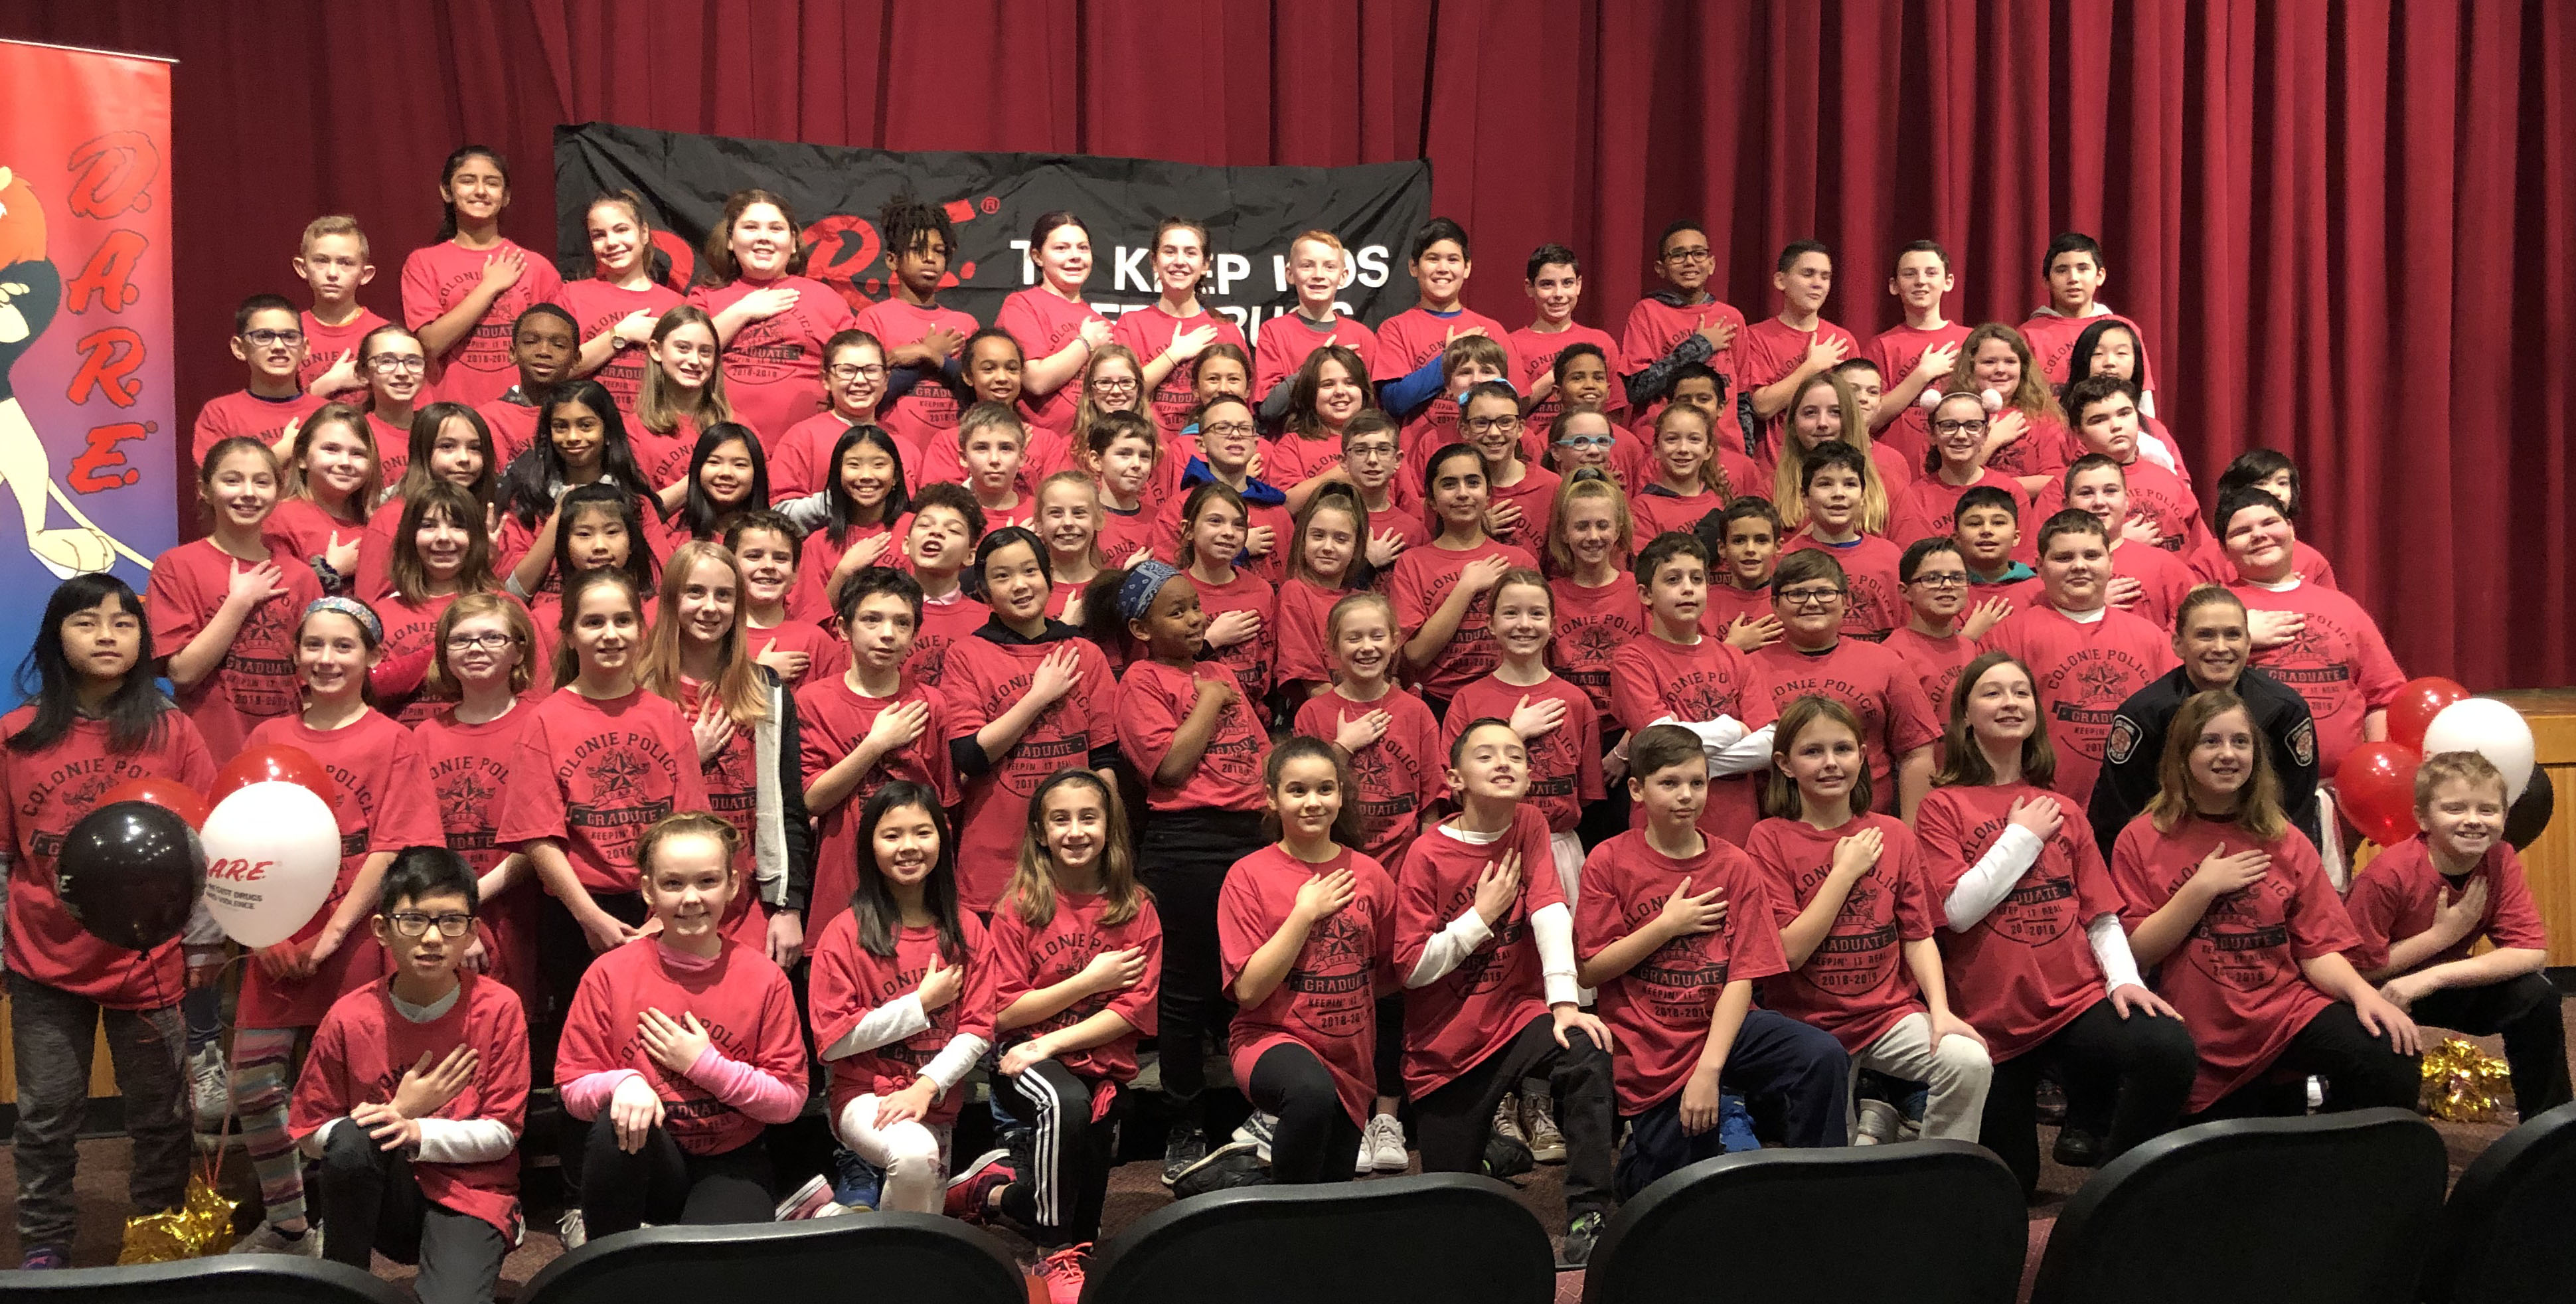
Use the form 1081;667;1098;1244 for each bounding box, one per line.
995;1059;1119;1247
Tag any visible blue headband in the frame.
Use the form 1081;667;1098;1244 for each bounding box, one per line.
303;596;382;643
1115;560;1184;623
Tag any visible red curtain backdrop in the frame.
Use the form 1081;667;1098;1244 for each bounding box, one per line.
2;0;2567;689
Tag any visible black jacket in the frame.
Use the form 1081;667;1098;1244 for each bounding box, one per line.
2088;665;2321;856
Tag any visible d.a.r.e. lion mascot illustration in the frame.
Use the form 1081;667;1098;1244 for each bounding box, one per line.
0;163;144;577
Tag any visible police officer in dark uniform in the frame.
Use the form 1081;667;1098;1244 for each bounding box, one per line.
2089;585;2320;857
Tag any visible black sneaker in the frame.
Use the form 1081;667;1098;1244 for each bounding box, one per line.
1160;1123;1209;1186
1481;1132;1534;1180
1557;1212;1605;1269
2052;1127;2103;1168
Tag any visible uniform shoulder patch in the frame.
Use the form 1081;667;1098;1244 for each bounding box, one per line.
2287;718;2317;769
2104;715;2140;766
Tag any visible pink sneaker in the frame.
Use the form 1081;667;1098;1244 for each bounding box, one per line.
1035;1243;1091;1304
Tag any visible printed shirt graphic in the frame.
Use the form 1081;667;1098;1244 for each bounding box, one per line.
1575;829;1787;1112
554;280;684;418
1751;637;1942;813
806;912;995;1126
985;890;1163;1084
1747;813;1938;1053
1219;844;1399;1127
858;298;982;455
996;287;1107;438
1545;574;1647;724
497;688;708;896
941;633;1119;912
1293;685;1443;865
557;937;808;1155
1915;783;2126;1060
1980;604;2176;807
1609;633;1777;845
1780;534;1907;639
2341;836;2548;975
2228;580;2405;781
1388;539;1541;700
1391;806;1563;1096
145;537;324;758
792;675;955;945
1617;295;1747;448
1443;673;1605;835
688;275;858;445
400;238;564;408
1113;306;1251;442
1115;659;1268;813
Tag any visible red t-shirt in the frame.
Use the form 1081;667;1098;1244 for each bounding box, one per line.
298;307;394;402
995;287;1108;439
1485;463;1562;552
1113;306;1252;440
793;674;957;945
903;593;991;694
1392;807;1565;1095
1900;469;2024;542
1098;504;1163;571
400;238;565;408
556;279;684;419
1627;487;1722;542
473;396;542;471
2228;580;2405;781
2110;813;2356;1110
1617;295;1748;451
1147;494;1292;588
1115;659;1267;812
1882;626;1980;721
688;276;858;446
1868;321;1973;467
2189;536;2338;592
2030;458;2208;562
1979;605;2176;806
1376;305;1518;398
783;522;894;625
1609;632;1777;845
627;413;700;499
1986;412;2080;483
1748;813;1939;1052
1734;317;1864;449
1916;783;2127;1061
807;910;995;1127
291;975;528;1237
1546;574;1647;725
556;937;807;1155
1272;576;1346;691
1294;686;1443;865
1575;829;1787;1113
1388;539;1540;701
373;590;459;726
364;412;415;489
1254;313;1380;398
1751;638;1942;813
1698;581;1775;644
1443;674;1605;835
1781;532;1906;639
260;497;366;576
768;410;860;502
941;632;1121;912
1262;434;1348;498
1189;568;1278;709
1220;844;1399;1125
2343;836;2549;973
856;298;981;455
1510;322;1623;438
985;891;1163;1084
237;710;445;1029
496;688;708;897
744;616;846;693
0;710;217;1007
145;538;325;760
412;704;543;1013
192;390;327;469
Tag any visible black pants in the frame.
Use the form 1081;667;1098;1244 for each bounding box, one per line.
1372;992;1406;1102
317;1125;505;1304
1139;808;1267;1116
995;1060;1121;1246
2186;1001;2423;1122
540;890;650;1188
579;1115;774;1238
1248;1043;1362;1184
1415;1016;1616;1218
1615;1009;1850;1198
2411;971;2572;1117
1981;999;2198;1197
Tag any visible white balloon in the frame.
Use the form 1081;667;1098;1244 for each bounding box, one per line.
200;781;341;949
2421;698;2537;803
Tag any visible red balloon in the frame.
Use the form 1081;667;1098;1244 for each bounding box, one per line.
209;744;336;808
2385;677;2470;752
96;776;211;831
2338;742;2423;847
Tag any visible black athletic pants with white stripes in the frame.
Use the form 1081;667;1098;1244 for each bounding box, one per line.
997;1060;1120;1246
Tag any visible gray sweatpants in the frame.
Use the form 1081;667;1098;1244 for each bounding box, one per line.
7;970;193;1250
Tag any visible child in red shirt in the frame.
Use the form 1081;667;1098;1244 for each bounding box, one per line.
1752;550;1942;817
687;190;858;447
1767;369;1916;505
1375;218;1518;436
366;483;503;726
2217;489;2403;782
1463;381;1562;551
1737;242;1862;453
998;212;1113;440
1449;571;1606;892
558;194;684;419
892;485;990;691
1883;538;2009;721
1899;390;2024;544
1;576;221;1267
1255;230;1382;406
2189;451;2338;590
469;303;570;471
1219;738;1401;1183
2065;317;2186;484
2111;690;2419;1119
1608;532;1778;845
1544;473;1646;726
402;147;563;408
193;295;328;469
1273;489;1376;708
558;814;806;1236
1778;443;1909;640
2037;375;2207;559
1617;221;1745;453
1031;471;1110;622
1625;404;1735;542
149;440;325;758
1084;412;1165;568
1171;483;1278;713
721;512;848;693
861;197;978;461
1115;217;1252;437
1337;412;1429;556
292;849;529;1301
1979;511;2177;805
631;307;732;492
1269;344;1374;513
1544;377;1622;486
1917;653;2192;1196
768;330;888;502
975;772;1162;1266
776;426;907;623
234;597;445;1253
2048;454;2198;633
265;403;382;597
2344;752;2567;1116
1749;696;1991;1141
1866;240;1971;467
411;594;545;1014
1575;724;1847;1194
351;325;430;488
1295;592;1443;867
1511;244;1623;440
1699;498;1787;651
1110;562;1273;1177
1154;395;1292;584
1947;325;2075;495
293;216;391;404
2018;234;2158;398
1392;445;1542;710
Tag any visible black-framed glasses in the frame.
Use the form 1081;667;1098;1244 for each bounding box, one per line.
1201;422;1257;439
1463;415;1521;436
243;328;305;348
368;354;428;374
1662;247;1714;264
1778;586;1846;608
826;363;886;382
1908;572;1971;589
387;912;473;938
1346;440;1397;459
443;631;517;651
1088;376;1139;391
1932;418;1988;435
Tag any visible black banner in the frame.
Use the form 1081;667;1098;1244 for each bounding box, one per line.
552;122;1429;339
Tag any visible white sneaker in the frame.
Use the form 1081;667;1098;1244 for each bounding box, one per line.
1366;1113;1408;1173
1491;1094;1530;1149
773;1173;837;1221
228;1222;321;1258
1522;1092;1568;1164
558;1209;587;1250
187;1044;228;1132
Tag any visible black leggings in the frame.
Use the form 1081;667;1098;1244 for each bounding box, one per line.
996;1060;1120;1247
1414;1017;1617;1218
2186;1001;2423;1123
1138;808;1267;1117
1980;999;2198;1197
540;891;652;1188
579;1115;774;1238
317;1125;505;1304
1248;1043;1362;1184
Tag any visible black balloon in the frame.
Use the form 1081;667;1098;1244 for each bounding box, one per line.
56;801;203;951
2506;769;2555;852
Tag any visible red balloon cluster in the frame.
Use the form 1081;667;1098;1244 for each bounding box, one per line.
2336;676;2473;846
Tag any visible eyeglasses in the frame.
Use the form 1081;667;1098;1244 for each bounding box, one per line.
1089;376;1139;392
1662;247;1714;264
243;329;306;348
1556;434;1616;451
443;631;518;651
368;354;428;374
386;912;473;939
826;363;887;382
1201;422;1256;439
1778;586;1846;608
1345;440;1396;459
1909;572;1971;589
1932;418;1989;435
1462;415;1522;436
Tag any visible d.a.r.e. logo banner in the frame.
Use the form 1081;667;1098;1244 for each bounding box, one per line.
0;40;173;653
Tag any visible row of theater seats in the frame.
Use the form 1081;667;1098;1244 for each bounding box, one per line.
7;1102;2570;1304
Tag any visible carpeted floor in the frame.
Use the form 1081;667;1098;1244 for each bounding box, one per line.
1;1009;2557;1303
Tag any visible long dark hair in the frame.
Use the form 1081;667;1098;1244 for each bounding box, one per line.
678;421;771;540
850;781;967;963
2063;317;2148;396
10;576;165;755
435;145;508;242
498;379;651;529
389;402;497;509
825;424;911;546
547;481;658;595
